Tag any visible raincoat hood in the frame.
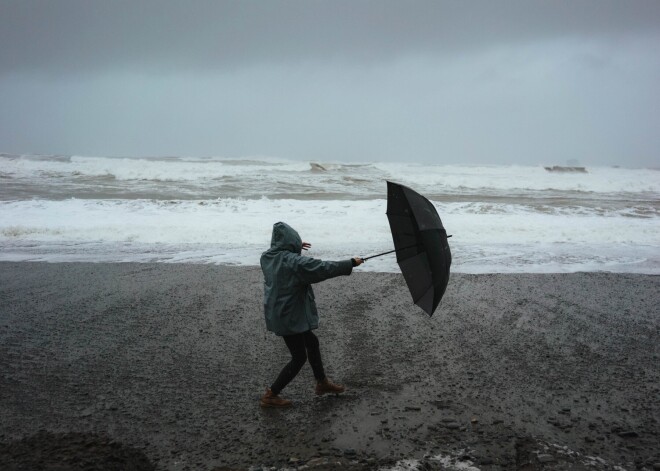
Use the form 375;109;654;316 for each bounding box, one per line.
269;222;303;255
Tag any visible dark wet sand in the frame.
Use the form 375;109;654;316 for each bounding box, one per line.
0;262;658;470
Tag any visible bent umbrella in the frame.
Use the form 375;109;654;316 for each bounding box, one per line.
364;181;452;316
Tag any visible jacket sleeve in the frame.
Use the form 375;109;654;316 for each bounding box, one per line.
292;256;353;285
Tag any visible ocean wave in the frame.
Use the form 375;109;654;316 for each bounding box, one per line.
2;154;658;196
2;153;657;273
1;198;657;249
372;163;660;194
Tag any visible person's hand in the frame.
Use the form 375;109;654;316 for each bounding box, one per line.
302;241;312;251
352;257;364;266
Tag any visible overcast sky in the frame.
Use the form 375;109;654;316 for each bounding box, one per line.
1;0;659;166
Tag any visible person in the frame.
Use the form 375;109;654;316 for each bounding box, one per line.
259;222;363;408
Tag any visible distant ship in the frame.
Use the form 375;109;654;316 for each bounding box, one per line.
544;166;587;173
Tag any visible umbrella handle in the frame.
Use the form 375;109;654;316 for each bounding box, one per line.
362;236;452;261
362;248;397;262
362;243;419;261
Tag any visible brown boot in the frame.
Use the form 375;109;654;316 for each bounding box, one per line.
315;378;345;396
260;388;292;408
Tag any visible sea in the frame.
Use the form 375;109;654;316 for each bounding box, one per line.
1;153;658;274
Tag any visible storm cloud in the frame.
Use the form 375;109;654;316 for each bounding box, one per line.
1;0;659;165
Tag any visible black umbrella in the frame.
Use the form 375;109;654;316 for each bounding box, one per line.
364;181;452;316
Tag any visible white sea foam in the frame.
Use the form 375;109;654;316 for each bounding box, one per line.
2;198;656;246
1;153;658;272
1;198;658;273
2;154;659;197
380;451;481;470
2;155;312;181
372;162;660;194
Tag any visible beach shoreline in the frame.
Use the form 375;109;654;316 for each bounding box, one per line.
1;262;659;470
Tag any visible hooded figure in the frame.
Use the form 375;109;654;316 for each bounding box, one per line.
261;222;354;336
259;222;363;407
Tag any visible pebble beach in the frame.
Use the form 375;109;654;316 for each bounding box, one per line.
1;262;659;470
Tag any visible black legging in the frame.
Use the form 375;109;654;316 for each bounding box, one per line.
270;330;326;395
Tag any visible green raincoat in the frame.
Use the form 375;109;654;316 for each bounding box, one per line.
260;222;354;336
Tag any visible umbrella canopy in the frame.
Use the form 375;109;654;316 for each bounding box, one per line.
385;181;451;316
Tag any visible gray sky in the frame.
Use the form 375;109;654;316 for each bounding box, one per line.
1;0;659;166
